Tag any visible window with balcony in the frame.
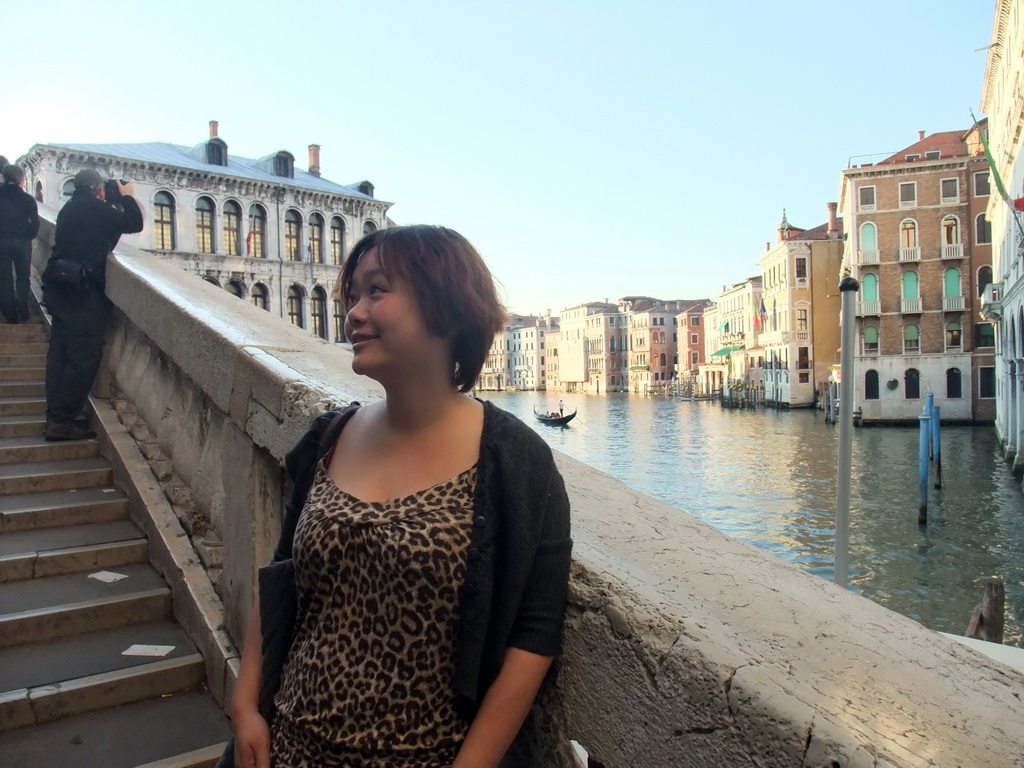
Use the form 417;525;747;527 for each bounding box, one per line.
903;324;920;354
976;214;992;244
859;273;879;316
863;325;879;355
330;217;345;265
943;268;963;310
797;309;808;331
941;216;961;258
905;367;921;398
153;191;176;250
865;369;880;400
980;366;996;398
940;178;959;205
858;185;876;211
859;222;878;263
901;271;920;313
195;196;215;254
946;368;963;399
945;321;962;351
899;182;917;208
978;265;993;296
223;200;241;256
900;219;919;261
248;204;267;258
285;209;302;261
975;171;991;197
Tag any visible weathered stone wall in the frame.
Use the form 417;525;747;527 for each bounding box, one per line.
31;220;1024;766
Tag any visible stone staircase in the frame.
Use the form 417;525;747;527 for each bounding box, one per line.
0;313;230;767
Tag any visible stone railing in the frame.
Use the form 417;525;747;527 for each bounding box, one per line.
30;213;1024;766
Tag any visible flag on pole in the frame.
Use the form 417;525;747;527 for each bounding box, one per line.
752;297;762;329
971;109;1024;238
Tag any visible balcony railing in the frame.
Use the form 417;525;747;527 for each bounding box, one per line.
901;298;922;313
859;202;876;212
859;249;879;264
899;247;920;262
857;300;880;315
943;295;965;311
941;194;960;205
899;198;916;209
941;243;963;259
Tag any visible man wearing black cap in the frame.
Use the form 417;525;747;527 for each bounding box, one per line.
42;168;143;441
0;164;40;323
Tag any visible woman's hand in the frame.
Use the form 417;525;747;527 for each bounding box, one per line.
232;709;271;768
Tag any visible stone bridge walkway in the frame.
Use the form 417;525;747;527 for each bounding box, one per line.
0;308;229;767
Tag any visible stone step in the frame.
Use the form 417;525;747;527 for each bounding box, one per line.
0;325;47;343
0;396;45;417
0;690;230;768
0;562;171;647
0;414;45;438
0;434;98;465
0;354;46;368
1;652;206;732
0;366;46;382
0;520;147;583
0;342;47;356
0;487;129;533
0;457;112;495
0;380;44;398
135;743;229;768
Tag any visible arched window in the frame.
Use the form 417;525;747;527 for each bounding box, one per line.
978;265;993;297
860;222;877;250
248;204;267;258
287;285;305;328
154;191;176;250
865;369;880;400
225;280;244;298
901;271;919;299
62;179;75;199
195;196;215;253
309;213;325;264
311;287;328;339
943;268;961;298
900;219;918;247
202;276;220;287
251;283;269;311
285;209;302;261
945;321;962;351
946;368;963;399
363;220;377;236
330;217;346;265
659;352;667;366
903;324;920;354
862;272;879;302
976;213;992;244
333;298;346;342
905;368;921;399
34;181;43;202
863;325;879;354
941;215;960;245
223;200;242;256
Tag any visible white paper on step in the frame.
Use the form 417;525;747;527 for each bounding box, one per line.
88;570;128;583
122;644;176;657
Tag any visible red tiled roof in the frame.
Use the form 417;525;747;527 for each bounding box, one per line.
790;218;845;240
875;130;969;165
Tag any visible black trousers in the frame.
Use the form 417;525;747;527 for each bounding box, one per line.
0;237;32;321
44;284;110;424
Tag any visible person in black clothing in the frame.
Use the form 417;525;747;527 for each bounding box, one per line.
42;168;143;441
0;164;40;323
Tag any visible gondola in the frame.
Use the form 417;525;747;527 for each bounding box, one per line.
534;409;577;426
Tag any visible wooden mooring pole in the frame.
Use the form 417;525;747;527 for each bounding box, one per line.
966;578;1005;644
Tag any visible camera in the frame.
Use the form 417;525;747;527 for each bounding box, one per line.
103;178;127;202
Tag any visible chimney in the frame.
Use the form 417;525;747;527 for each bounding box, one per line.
308;144;321;177
209;120;219;138
826;202;839;238
918;130;925;141
765;241;770;251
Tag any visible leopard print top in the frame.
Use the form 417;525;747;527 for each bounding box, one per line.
271;460;477;768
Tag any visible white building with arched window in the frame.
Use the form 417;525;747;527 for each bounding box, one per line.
19;122;393;342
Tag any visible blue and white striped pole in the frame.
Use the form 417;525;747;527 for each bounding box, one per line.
919;406;930;525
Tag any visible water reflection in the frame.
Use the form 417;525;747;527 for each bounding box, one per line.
483;392;1024;646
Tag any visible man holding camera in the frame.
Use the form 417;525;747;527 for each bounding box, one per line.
0;164;40;324
42;168;143;441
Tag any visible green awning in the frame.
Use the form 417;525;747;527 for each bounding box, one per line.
709;345;744;358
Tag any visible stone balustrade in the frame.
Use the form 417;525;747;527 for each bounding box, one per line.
30;211;1024;766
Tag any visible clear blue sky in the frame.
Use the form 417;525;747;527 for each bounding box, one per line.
1;0;995;315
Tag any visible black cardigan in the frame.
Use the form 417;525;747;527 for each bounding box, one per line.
272;400;573;707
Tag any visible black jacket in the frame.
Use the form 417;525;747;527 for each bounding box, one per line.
50;189;143;290
273;401;573;708
0;183;39;240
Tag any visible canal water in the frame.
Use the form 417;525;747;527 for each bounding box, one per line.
482;392;1024;647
